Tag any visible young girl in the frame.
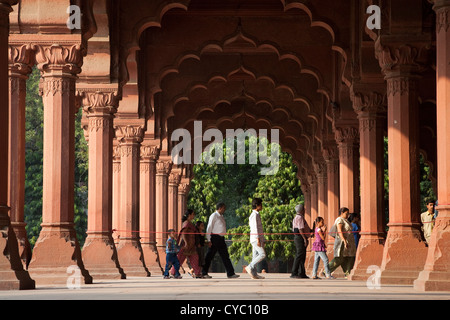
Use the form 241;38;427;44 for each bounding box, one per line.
311;217;334;279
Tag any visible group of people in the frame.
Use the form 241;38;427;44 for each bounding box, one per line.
163;197;436;280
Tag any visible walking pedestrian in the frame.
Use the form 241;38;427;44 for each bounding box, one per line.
290;204;311;279
311;217;334;279
245;198;266;279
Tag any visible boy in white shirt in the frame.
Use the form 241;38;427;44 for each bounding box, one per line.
245;198;266;279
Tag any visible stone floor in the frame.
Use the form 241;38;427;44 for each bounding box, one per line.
1;273;450;300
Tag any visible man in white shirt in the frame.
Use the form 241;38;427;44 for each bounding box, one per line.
202;202;240;279
245;198;266;279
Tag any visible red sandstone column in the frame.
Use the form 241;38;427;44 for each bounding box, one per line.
323;146;340;250
415;0;450;291
168;169;181;231
335;125;360;213
140;143;162;275
308;175;318;227
301;182;311;223
112;143;121;245
0;0;35;290
314;162;328;221
114;124;150;277
7;43;33;269
155;159;172;262
349;88;387;281
375;39;429;284
28;43;92;285
79;88;125;280
178;183;190;224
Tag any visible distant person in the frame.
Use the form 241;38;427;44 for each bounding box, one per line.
291;203;311;279
311;216;334;279
328;207;357;278
163;229;182;279
245;198;266;280
348;212;361;249
421;199;436;245
202;202;240;279
172;209;203;278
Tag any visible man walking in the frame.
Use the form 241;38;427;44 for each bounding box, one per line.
202;202;240;279
291;203;311;279
245;198;266;279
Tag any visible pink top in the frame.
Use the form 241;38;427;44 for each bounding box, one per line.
312;227;326;252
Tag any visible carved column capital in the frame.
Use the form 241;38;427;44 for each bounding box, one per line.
156;160;172;175
374;38;431;77
178;183;190;195
8;44;34;76
114;125;144;144
34;43;83;75
140;145;160;161
169;172;181;186
334;126;359;145
434;0;450;32
77;89;119;115
351;87;387;115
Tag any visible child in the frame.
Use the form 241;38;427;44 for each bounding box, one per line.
163;229;182;279
311;217;334;279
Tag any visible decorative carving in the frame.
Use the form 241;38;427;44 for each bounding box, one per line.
114;125;144;143
120;145;139;158
351;90;386;114
78;90;119;114
34;44;83;74
39;77;75;97
8;44;34;75
156;160;172;175
335;126;359;144
169;172;181;185
374;41;430;75
88;117;111;132
140;145;160;161
436;7;450;33
386;77;417;97
178;183;190;194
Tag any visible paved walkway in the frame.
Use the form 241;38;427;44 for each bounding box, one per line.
1;273;450;300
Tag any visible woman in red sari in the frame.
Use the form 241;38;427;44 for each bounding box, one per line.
171;209;203;278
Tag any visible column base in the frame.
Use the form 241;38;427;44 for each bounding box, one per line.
11;222;32;270
82;234;126;280
379;227;427;285
141;242;163;276
0;212;35;290
414;213;450;292
116;239;150;277
348;236;385;281
28;226;92;286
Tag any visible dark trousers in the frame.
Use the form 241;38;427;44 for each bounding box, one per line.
202;234;235;277
164;253;180;276
291;235;307;277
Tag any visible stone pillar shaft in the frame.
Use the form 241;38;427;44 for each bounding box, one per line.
114;124;149;277
8;43;33;269
168;171;181;231
79;89;125;280
335;126;360;213
375;38;430;285
415;0;450;291
140;144;162;274
28;43;92;285
0;0;35;290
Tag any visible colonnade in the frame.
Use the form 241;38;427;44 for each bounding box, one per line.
0;0;449;292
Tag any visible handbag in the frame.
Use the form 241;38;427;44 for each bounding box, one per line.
329;223;337;238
